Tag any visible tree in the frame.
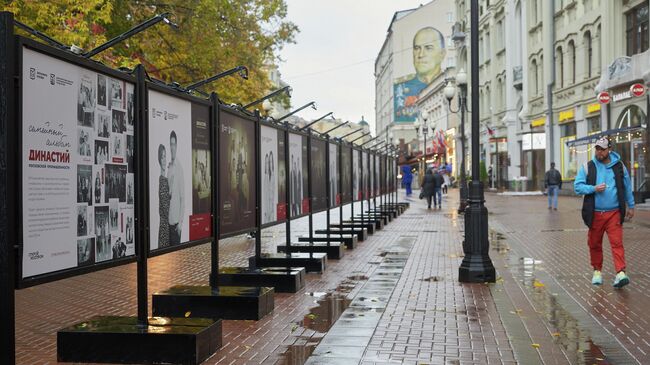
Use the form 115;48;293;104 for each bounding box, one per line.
4;0;298;105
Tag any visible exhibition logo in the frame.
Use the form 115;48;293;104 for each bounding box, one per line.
50;73;55;85
29;67;36;80
28;251;44;260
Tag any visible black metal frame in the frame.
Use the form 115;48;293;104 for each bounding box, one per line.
15;37;138;288
308;134;330;215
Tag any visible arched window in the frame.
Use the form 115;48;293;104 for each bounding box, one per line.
556;46;563;88
568;40;576;84
596;25;601;74
584;31;592;79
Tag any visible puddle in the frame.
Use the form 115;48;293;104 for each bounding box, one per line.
421;276;444;282
300;293;352;332
347;274;369;281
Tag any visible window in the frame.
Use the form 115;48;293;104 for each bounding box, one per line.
560;121;577;180
626;3;649;56
584;31;592;79
556;47;563;88
486;32;491;58
447;12;453;23
531;0;537;24
531;59;538;95
587;117;600;134
568;40;575;85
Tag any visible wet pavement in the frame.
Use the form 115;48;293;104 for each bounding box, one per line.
12;190;650;364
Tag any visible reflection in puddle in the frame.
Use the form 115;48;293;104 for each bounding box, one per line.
513;255;612;364
271;292;352;364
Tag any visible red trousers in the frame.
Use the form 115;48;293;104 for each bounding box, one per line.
588;210;626;273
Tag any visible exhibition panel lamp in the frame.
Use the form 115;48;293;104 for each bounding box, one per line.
444;68;469;213
274;101;317;123
338;127;365;140
242;86;292;110
185;66;249;94
83;13;179;58
322;120;350;136
300;112;334;131
350;131;372;144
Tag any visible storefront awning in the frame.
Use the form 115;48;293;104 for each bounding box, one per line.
565;125;645;147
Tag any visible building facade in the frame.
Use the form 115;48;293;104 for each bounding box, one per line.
374;0;457;161
454;0;649;196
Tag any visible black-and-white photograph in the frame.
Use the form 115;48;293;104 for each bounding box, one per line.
125;213;134;245
77;74;95;127
105;163;127;203
289;133;303;217
310;139;327;212
77;205;88;237
77;165;92;205
329;143;338;206
109;199;119;232
341;146;352;204
353;149;360;200
78;128;92;160
111;234;126;259
97;74;107;107
110;78;123;110
94;140;108;165
94;206;111;262
93;166;103;204
112;109;126;133
260;126;278;224
126;173;134;205
77;238;95;266
110;133;124;163
126;135;134;173
127;91;134;131
97;111;110;138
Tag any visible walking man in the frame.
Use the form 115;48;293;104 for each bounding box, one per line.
574;137;635;288
544;162;562;210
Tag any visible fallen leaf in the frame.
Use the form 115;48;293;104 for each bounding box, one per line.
533;280;545;288
551;332;560;337
184;311;191;318
306;314;317;320
531;343;540;349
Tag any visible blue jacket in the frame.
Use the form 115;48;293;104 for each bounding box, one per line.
574;152;635;211
401;165;412;184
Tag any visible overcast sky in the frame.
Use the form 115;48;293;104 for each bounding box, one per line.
279;0;428;134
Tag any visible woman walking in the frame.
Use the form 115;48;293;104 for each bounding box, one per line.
421;169;436;209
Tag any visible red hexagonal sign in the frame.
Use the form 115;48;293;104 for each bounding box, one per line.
630;83;646;97
598;91;611;104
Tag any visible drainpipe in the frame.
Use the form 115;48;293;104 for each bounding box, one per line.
547;0;556;167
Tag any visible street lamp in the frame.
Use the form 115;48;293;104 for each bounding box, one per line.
420;110;429;169
445;68;469;213
458;0;496;283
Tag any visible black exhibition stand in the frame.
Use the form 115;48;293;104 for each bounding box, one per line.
249;122;327;273
217;115;306;293
152;97;274;321
58;66;222;365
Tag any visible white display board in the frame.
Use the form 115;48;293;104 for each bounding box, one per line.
21;47;135;278
329;143;338;206
260;125;279;225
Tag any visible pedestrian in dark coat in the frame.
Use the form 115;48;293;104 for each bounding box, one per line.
421;169;436;209
432;170;444;209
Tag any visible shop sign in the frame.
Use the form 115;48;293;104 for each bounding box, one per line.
559;109;575;123
612;88;632;103
597;91;611;104
587;103;601;114
531;117;545;128
522;133;532;151
630;83;646;97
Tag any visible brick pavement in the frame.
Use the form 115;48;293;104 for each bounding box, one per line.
14;189;650;365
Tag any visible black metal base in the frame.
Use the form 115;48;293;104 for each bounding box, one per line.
57;316;221;364
346;217;384;229
249;253;327;273
298;233;358;249
315;227;368;241
277;242;344;259
458;254;496;282
357;214;389;224
216;267;305;293
459;181;496;283
330;222;377;234
152;285;274;320
367;209;397;219
378;205;404;214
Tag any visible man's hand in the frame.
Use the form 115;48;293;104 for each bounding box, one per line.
626;208;635;220
594;183;606;192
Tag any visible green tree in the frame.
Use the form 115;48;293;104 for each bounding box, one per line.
4;0;298;105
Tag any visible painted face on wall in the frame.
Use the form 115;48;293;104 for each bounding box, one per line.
412;27;446;84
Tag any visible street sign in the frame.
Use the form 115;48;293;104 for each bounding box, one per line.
598;91;611;104
630;83;646;97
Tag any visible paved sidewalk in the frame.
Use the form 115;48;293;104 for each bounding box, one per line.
12;189;650;364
